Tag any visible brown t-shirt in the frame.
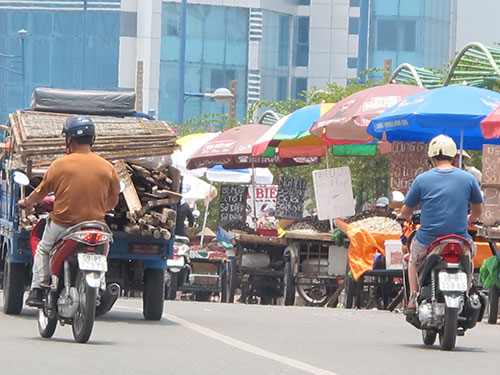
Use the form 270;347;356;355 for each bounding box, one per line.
35;151;120;227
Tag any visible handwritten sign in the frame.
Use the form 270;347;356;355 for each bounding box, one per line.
481;145;500;226
482;145;500;186
389;141;429;194
218;185;248;229
312;167;355;220
275;177;306;220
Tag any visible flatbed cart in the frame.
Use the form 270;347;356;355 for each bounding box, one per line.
476;226;500;324
283;231;347;307
225;233;287;305
177;248;227;302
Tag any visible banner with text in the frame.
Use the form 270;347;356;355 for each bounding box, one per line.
313;167;355;220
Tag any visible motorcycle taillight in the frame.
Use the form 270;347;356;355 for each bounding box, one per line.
440;242;463;263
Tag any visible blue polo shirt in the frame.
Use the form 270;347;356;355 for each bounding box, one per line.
404;167;483;246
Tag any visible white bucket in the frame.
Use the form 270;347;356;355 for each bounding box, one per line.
384;239;403;269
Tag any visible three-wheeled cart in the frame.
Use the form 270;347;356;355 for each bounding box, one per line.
225;233;287;304
476;226;500;324
283;231;347;306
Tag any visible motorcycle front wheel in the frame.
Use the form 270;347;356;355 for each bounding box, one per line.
72;271;97;343
439;307;458;351
38;308;57;339
421;329;437;346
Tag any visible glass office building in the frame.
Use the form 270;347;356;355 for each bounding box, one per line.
0;0;120;123
366;0;453;80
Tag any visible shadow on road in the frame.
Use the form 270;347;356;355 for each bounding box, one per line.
98;309;179;327
401;343;486;353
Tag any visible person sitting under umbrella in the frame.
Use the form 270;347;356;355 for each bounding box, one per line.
452;150;482;184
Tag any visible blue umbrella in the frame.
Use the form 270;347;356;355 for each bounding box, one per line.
367;85;500;150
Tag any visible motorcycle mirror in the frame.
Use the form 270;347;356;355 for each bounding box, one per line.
13;171;30;186
192;209;200;219
119;181;126;193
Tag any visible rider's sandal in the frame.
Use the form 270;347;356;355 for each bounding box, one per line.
403;292;418;315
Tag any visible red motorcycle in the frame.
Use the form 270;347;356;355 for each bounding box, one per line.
32;218;113;343
16;172;114;343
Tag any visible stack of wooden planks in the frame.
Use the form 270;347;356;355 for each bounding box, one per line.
9;110;179;167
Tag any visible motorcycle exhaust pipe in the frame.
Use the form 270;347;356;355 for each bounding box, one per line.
107;282;121;296
96;283;121;317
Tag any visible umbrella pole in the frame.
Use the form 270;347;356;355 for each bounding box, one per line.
459;129;464;169
200;181;212;246
325;145;330;168
325;146;334;232
251;161;257;225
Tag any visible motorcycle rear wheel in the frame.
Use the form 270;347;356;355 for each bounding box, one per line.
38;308;57;339
421;329;437;346
72;271;97;343
439;307;458;351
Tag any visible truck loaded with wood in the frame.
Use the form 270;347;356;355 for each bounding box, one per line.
0;88;180;320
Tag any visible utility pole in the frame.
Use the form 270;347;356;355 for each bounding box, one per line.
136;60;144;113
229;80;237;119
383;58;392;83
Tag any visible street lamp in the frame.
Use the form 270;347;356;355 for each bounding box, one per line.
178;87;234;124
18;29;28;108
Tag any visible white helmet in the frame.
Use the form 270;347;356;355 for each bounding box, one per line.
427;134;457;158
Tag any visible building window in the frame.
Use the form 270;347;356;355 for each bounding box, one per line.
277;77;288;101
377;19;416;52
293;77;307;99
278;15;291;67
348;17;360;35
347;57;358;69
210;69;235;92
350;0;360;6
295;16;309;67
297;0;310;5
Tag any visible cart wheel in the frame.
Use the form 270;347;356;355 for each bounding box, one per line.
297;278;334;307
283;261;295;306
227;257;237;303
487;285;499;324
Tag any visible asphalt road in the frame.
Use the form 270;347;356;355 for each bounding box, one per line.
1;293;500;375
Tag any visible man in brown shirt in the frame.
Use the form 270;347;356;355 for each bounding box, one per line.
19;116;120;306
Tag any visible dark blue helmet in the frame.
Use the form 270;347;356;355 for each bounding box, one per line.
63;116;95;138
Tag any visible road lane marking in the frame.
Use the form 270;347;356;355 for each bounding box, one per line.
117;305;340;375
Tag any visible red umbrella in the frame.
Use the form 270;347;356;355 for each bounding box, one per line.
481;105;500;139
186;124;318;170
310;84;427;145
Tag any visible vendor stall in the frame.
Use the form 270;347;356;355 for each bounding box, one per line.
226;232;287;304
283;229;347;307
335;216;405;311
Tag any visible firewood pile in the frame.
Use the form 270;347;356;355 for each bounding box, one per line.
109;160;182;239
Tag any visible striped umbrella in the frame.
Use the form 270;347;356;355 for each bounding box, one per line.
252;103;335;158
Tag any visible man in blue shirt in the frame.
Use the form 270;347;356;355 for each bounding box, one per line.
398;134;483;314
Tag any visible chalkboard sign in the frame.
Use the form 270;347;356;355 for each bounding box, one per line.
275;177;306;220
389;141;429;195
218;185;248;229
312;167;355;220
481;145;500;226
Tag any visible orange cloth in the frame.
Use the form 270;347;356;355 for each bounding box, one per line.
474;242;497;269
35;151;120;227
344;224;401;280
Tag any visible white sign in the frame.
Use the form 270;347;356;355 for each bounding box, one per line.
246;185;278;228
312;167;355;220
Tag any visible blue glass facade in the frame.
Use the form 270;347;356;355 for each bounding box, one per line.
158;3;248;124
367;0;452;81
0;1;120;123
